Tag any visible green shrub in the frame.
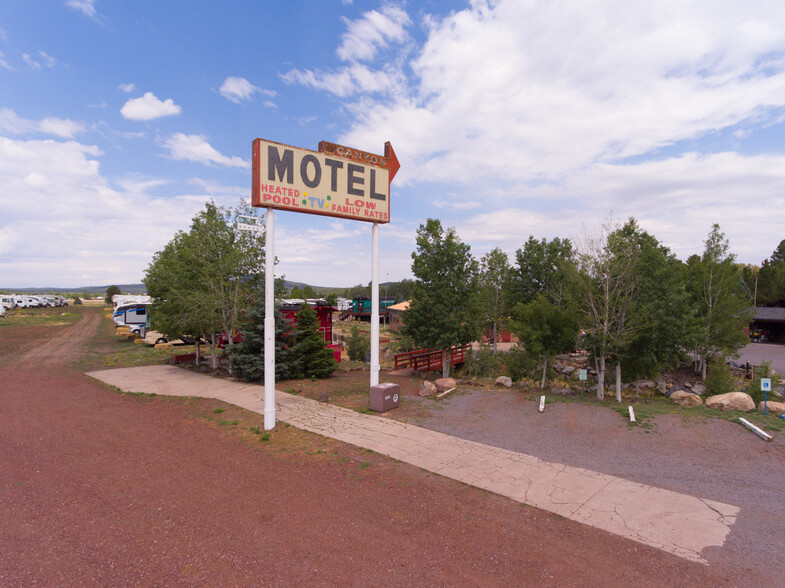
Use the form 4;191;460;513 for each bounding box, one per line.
346;325;370;362
504;345;540;381
706;359;735;396
462;346;507;378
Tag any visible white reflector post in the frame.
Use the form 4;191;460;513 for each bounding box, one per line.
264;207;276;430
370;222;380;387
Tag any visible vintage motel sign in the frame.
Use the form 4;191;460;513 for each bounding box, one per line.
252;138;398;224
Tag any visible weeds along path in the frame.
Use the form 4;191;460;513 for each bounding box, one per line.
16;308;101;368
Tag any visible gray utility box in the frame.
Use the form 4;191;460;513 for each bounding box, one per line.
369;383;400;412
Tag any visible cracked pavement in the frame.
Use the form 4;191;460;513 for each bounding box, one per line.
88;364;740;564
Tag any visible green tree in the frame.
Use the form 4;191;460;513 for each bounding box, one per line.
510;294;579;388
289;285;303;299
756;240;785;306
228;302;299;381
324;292;339;308
685;224;753;381
567;219;637;400
290;304;337;378
609;219;690;379
104;285;121;305
346;324;370;361
479;248;511;352
403;219;481;377
144;201;266;368
508;236;574;306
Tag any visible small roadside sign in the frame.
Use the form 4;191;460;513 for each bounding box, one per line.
762;378;772;416
579;369;588;381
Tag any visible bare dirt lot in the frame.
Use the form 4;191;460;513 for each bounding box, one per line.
0;307;781;585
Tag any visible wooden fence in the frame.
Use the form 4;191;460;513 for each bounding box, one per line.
393;344;471;372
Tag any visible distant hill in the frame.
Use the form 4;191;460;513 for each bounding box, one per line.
1;283;147;295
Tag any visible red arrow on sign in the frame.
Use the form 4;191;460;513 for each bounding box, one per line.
318;140;400;185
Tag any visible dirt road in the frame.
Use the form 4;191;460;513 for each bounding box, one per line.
0;308;746;585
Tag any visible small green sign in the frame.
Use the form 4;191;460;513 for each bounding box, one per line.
579;369;588;381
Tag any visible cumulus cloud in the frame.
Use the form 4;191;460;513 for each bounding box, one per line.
282;3;411;97
329;0;785;187
120;92;181;121
337;4;410;62
162;133;248;169
0;135;212;287
0;108;83;138
118;82;135;93
219;76;275;103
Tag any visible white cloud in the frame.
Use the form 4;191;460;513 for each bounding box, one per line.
0;108;83;138
219;76;275;103
0;135;212;287
65;0;97;19
162;133;248;169
337;4;410;62
38;51;56;68
22;53;40;70
282;4;411;98
120;92;181;121
118;82;135;93
334;0;785;186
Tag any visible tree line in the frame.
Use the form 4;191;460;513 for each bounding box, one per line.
403;217;782;398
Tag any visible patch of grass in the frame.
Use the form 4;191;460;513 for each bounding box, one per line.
260;432;270;441
356;407;373;415
249;426;261;435
213;408;224;414
0;308;80;329
358;461;371;470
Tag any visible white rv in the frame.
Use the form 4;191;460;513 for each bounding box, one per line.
1;295;14;310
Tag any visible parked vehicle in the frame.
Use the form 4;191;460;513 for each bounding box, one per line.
24;296;40;307
113;302;150;333
1;296;14;310
0;304;5;317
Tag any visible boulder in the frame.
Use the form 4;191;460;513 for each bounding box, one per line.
691;383;706;396
561;366;575;377
495;376;513;388
705;392;755;413
632;379;655;389
757;400;785;415
665;384;684;398
772;385;784;399
656;379;668;395
418;381;438;397
669;390;703;407
434;377;457;392
551;387;575;397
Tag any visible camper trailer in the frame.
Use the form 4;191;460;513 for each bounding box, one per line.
1;296;14;310
113;302;150;333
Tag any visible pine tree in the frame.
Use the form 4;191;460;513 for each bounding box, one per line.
290;305;337;379
228;301;298;382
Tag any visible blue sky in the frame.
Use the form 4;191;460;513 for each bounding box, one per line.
2;0;785;289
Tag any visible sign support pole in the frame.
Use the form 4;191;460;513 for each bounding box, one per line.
370;222;380;387
264;207;276;430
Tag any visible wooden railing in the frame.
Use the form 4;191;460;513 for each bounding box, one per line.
393;344;471;372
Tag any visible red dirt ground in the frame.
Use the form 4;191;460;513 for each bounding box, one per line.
0;308;739;585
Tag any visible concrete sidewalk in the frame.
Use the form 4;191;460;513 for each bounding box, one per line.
87;365;739;564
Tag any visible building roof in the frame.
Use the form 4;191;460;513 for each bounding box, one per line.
753;307;785;322
388;300;410;312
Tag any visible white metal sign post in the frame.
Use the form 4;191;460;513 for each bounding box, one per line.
251;138;399;429
264;209;275;430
